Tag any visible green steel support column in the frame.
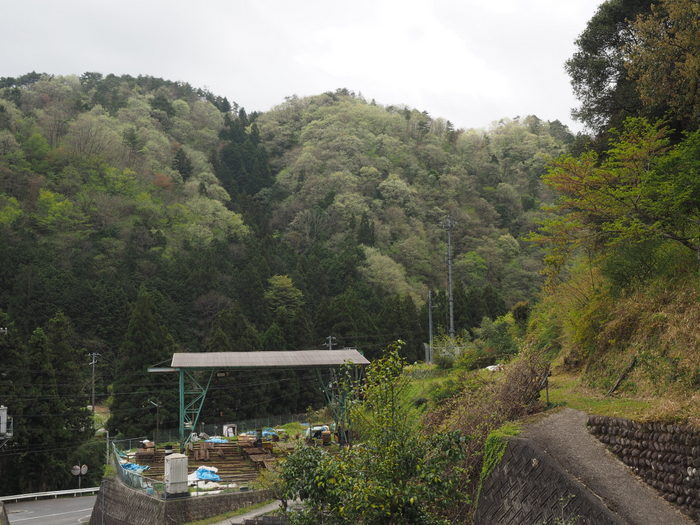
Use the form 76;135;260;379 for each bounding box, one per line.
186;370;213;437
176;370;214;449
179;368;185;447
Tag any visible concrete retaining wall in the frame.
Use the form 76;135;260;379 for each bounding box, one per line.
475;437;622;524
588;415;700;521
89;477;272;525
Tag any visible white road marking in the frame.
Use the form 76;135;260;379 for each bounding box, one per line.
11;508;93;522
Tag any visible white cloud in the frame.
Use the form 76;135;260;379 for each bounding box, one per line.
295;1;510;104
0;0;604;131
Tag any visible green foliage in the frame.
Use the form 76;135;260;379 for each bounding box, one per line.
172;146;193;180
427;378;460;405
511;301;530;333
259;93;570;320
565;0;652;132
431;334;471;370
280;342;471;524
472;314;519;360
625;0;700;130
536;119;700;281
264;275;304;318
0;311;96;494
108;287;178;437
476;422;521;504
525;298;563;359
0;194;21;225
432;314;521;372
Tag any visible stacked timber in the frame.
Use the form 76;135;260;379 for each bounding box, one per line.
137;443;259;484
588;415;700;521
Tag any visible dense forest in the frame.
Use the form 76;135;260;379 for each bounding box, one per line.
1;0;697;506
276;1;700;522
0;70;571;492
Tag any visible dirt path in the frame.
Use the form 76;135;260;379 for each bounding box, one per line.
522;408;693;524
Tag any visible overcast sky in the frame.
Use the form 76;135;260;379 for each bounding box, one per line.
1;0;603;132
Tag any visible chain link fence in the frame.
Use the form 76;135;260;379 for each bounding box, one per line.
154;413;310;442
111;442;165;498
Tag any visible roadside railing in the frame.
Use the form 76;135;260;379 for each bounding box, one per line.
0;487;100;503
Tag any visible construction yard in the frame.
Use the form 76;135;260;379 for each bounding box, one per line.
123;437;287;490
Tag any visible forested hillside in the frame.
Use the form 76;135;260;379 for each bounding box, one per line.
528;0;700;401
272;1;700;522
0;72;572;493
1;0;697;507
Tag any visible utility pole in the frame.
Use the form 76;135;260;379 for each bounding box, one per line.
428;290;434;364
149;400;162;445
323;335;337;350
444;216;456;337
89;353;100;420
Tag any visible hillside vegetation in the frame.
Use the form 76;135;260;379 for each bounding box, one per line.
0;0;697;512
0;72;570;494
275;1;700;522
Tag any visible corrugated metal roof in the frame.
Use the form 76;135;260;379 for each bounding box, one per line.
171;349;369;369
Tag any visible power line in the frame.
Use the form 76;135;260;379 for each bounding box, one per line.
0;435;147;458
1;376;305;404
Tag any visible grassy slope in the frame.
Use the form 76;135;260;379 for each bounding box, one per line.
525;264;700;427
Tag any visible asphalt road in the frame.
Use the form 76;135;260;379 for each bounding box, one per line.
5;496;96;525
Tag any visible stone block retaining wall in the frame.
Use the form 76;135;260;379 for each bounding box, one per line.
89;477;273;525
588;415;700;522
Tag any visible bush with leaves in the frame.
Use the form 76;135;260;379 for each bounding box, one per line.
472;314;520;361
279;342;471;524
431;333;472;370
423;351;549;518
534;119;700;280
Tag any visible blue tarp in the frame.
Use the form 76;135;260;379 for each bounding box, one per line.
205;438;228;443
194;466;220;481
262;427;278;438
122;462;150;472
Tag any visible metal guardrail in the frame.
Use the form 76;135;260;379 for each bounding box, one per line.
0;487;100;502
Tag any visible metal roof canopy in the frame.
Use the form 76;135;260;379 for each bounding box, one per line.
156;350;369;449
171;349;369;369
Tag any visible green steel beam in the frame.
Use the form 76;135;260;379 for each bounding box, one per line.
178;369;214;449
179;368;185;446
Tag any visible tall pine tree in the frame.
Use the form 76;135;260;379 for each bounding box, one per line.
108;287;178;438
